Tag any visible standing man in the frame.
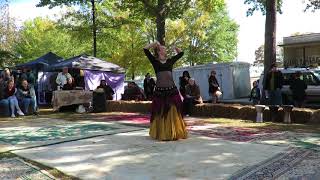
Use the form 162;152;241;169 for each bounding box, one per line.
290;71;307;108
264;63;284;105
56;67;72;90
143;73;156;100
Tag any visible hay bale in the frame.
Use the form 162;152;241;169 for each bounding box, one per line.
291;108;314;123
238;106;256;121
106;100;151;113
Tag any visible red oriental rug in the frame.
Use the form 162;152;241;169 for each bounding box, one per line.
189;126;275;142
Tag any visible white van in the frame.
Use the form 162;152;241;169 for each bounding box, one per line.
258;68;320;103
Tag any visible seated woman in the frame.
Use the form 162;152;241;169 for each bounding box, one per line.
17;79;37;115
96;80;114;100
62;78;75;90
5;80;24;118
183;78;203;116
0;76;10;116
122;82;144;101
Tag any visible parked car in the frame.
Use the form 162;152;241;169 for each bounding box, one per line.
258;68;320;104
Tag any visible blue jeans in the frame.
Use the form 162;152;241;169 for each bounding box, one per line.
0;99;10;116
21;97;36;114
268;89;282;105
8;96;22;115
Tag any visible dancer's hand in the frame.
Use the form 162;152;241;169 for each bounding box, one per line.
174;46;182;53
144;41;160;49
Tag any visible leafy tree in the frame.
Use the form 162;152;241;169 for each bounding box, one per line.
254;44;283;66
166;0;238;66
245;0;320;71
245;0;280;74
0;0;19;67
14;17;88;62
37;0;100;56
116;0;194;45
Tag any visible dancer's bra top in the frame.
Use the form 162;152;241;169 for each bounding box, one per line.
143;49;184;73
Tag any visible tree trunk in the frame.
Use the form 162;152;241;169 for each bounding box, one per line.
261;0;277;104
91;0;97;57
264;0;277;74
156;0;166;45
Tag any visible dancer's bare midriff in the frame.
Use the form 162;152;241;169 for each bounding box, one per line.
156;71;175;88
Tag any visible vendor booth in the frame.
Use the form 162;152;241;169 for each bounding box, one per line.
48;54;125;102
15;52;64;104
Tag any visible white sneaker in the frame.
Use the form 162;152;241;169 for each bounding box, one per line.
17;110;25;116
11;114;16;118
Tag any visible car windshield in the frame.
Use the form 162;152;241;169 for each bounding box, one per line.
313;70;320;80
283;71;320;86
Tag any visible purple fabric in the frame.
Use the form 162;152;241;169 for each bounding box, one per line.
150;93;183;123
84;70;125;100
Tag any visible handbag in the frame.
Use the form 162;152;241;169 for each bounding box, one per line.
216;87;222;98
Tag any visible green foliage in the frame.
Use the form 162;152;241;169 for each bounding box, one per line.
304;0;320;11
37;0;88;8
12;0;238;78
244;0;282;16
166;0;238;65
14;17;88;62
0;0;19;67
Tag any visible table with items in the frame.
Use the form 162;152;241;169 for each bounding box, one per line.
52;90;93;111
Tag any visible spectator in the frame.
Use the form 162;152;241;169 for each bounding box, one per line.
21;67;37;112
5;80;24;118
249;81;261;105
290;71;307;108
17;79;37;115
179;71;190;98
2;68;14;83
62;78;75;90
264;63;284;105
122;82;144;101
143;73;156;100
56;67;72;90
96;80;114;100
183;78;203;116
208;70;220;103
0;76;10;116
21;68;36;86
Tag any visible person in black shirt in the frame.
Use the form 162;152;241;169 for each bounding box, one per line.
143;41;187;141
179;71;190;98
250;81;261;105
208;70;220;103
97;80;115;100
62;78;75;90
143;73;156;100
290;71;307;108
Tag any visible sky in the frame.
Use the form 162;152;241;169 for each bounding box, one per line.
7;0;320;64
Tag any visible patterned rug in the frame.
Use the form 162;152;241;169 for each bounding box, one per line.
0;119;144;152
189;126;275;142
101;114;150;126
0;123;119;145
229;148;320;180
0;157;53;180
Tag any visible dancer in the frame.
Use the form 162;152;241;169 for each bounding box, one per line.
143;42;188;141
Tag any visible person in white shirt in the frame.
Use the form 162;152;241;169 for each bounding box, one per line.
56;67;72;90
